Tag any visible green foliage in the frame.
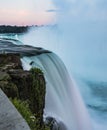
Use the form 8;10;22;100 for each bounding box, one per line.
30;67;43;74
29;67;45;113
10;98;50;130
11;98;37;129
29;67;45;126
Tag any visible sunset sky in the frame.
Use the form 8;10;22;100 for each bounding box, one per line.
0;0;107;25
0;0;56;25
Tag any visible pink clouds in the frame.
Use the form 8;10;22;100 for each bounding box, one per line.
0;0;55;25
0;9;55;25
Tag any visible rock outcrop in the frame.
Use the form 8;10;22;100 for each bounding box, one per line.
0;53;47;130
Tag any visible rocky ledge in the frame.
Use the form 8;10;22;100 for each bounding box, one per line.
0;53;49;130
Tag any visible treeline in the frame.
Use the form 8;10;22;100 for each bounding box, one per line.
0;25;29;33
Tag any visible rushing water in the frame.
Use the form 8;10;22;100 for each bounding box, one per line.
22;53;92;130
0;33;107;130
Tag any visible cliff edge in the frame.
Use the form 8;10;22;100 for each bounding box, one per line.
0;53;49;130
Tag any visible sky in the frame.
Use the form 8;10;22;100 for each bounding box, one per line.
0;0;107;25
52;0;107;23
0;0;55;25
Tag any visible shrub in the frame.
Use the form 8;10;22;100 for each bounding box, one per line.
10;98;50;130
10;98;37;129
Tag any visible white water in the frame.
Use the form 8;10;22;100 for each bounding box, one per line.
21;52;92;130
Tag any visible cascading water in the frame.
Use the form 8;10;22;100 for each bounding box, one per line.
0;37;92;130
22;53;92;130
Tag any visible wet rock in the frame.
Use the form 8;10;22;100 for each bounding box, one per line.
45;117;67;130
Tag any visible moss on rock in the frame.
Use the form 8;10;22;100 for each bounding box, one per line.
29;68;46;128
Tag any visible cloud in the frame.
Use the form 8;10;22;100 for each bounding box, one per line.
46;9;57;12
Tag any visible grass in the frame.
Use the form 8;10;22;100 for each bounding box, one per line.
10;98;50;130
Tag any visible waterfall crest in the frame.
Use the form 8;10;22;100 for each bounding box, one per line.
22;52;92;130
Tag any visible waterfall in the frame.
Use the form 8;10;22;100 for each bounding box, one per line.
22;52;92;130
0;37;92;129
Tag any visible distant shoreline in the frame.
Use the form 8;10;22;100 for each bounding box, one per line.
0;25;29;33
0;24;56;34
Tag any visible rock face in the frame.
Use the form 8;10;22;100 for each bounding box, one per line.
0;53;22;70
0;88;30;130
0;53;22;98
0;53;46;130
45;117;67;130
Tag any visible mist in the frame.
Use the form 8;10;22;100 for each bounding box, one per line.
19;1;107;129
